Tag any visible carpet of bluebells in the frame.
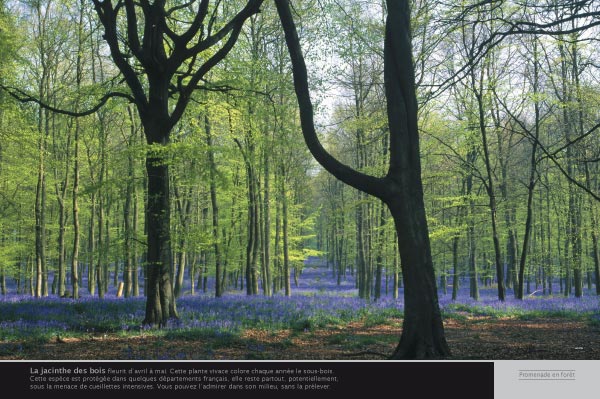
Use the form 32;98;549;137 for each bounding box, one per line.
1;257;599;346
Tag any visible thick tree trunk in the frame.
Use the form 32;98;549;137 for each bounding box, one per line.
388;198;449;359
143;154;177;325
382;1;449;358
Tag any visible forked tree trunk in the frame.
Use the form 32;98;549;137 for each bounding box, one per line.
276;0;450;359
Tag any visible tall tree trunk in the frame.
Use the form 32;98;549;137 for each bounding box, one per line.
585;165;600;295
55;172;68;296
356;193;367;298
571;36;585;298
516;39;541;299
393;235;399;300
500;168;518;290
88;195;96;295
52;109;71;296
274;186;281;294
132;179;140;296
35;109;47;298
173;183;192;298
545;175;553;295
71;117;80;299
96;190;105;298
473;87;505;301
106;208;112;292
466;171;479;300
281;164;291;297
205;114;223;297
262;149;272;297
123;125;135;298
374;201;386;300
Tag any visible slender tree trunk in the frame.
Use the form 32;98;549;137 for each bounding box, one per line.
132;185;140;296
586;167;600;295
545;175;553;295
205;114;223;297
374;201;385;300
263;149;272;297
281;164;291;297
71;5;83;298
466;172;479;300
106;209;112;292
516;40;540;300
517;166;537;299
246;167;257;295
71;116;80;299
0;264;5;295
474;91;505;301
274;187;281;294
56;180;68;296
123;131;134;297
35;111;47;298
96;193;105;298
173;183;192;298
452;235;460;301
393;239;399;300
88;195;96;295
52;109;71;296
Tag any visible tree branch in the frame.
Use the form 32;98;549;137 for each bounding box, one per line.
0;85;134;117
124;0;141;56
169;0;264;129
183;0;262;59
274;0;385;199
92;0;148;108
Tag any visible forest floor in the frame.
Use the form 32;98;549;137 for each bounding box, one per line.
3;315;599;360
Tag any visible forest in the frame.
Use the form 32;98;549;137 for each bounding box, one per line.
0;0;599;361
